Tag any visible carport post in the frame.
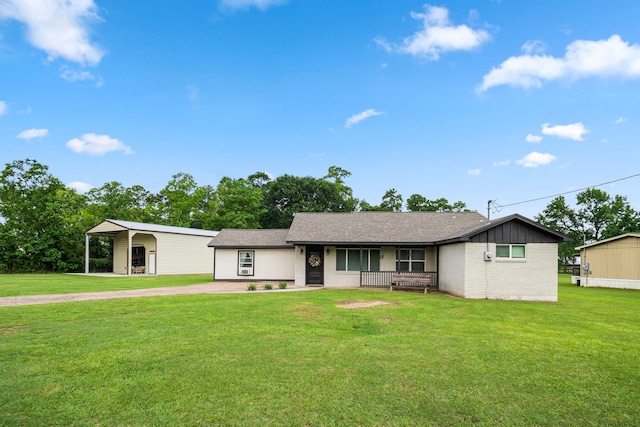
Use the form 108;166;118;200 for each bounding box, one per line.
85;234;90;274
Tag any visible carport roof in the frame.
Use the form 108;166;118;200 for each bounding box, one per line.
86;219;219;237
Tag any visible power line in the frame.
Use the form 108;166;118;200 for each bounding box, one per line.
498;172;640;208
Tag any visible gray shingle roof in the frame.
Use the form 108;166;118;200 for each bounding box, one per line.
208;229;292;248
285;211;491;245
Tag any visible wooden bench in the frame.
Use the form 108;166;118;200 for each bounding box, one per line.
132;266;145;274
390;273;433;294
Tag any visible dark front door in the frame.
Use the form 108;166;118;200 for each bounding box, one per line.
305;246;324;285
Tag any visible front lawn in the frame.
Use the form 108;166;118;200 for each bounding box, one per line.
1;275;638;426
0;274;212;297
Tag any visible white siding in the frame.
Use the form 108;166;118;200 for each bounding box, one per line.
214;248;295;281
88;222;126;234
155;233;213;275
114;231;213;275
113;232;130;274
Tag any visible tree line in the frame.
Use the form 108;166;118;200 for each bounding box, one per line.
2;159;639;273
0;159;468;273
535;188;640;268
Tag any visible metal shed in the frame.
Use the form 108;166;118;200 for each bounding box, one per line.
86;220;218;276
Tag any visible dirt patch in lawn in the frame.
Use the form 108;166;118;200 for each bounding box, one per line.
337;300;394;309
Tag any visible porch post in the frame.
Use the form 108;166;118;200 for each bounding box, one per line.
85;233;90;274
127;230;132;276
436;246;440;287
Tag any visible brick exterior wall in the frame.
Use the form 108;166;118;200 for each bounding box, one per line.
439;242;558;301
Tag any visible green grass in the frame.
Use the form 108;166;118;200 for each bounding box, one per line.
1;275;639;426
0;274;212;297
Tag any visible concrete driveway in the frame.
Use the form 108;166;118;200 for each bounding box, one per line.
0;282;320;307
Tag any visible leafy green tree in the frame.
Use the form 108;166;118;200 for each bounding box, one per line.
406;195;468;212
574;188;640;240
0;159;86;272
159;172;200;228
260;174;353;228
535;196;580;266
536;189;640;266
211;177;264;229
323;166;357;212
358;189;403;212
378;188;403;211
84;182;159;224
189;185;217;230
247;171;271;189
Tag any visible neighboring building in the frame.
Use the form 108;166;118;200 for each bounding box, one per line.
85;220;218;276
575;233;640;290
208;212;568;301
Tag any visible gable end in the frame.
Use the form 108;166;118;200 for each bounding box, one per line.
468;219;561;244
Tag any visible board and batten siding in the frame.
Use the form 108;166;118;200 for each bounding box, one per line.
469;220;559;244
215;248;295;281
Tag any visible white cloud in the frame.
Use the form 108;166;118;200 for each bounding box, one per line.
375;5;491;60
219;0;287;10
60;66;102;86
521;40;546;55
541;122;589;141
516;152;557;168
67;181;93;193
0;0;104;65
479;35;640;92
344;109;383;128
66;133;133;156
0;101;8;115
17;128;49;139
525;134;543;143
614;117;628;124
467;168;481;176
493;159;510;167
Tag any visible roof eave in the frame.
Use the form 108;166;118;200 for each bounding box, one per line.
208;244;294;249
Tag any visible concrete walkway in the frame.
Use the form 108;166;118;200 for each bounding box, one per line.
0;282;320;307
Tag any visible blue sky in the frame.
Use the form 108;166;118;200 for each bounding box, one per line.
2;0;640;219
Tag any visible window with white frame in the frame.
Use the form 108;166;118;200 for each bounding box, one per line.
396;249;426;272
496;244;526;259
336;249;380;272
238;250;255;275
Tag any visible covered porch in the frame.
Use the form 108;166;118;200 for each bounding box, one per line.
310;245;440;289
85;223;157;276
360;270;439;291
